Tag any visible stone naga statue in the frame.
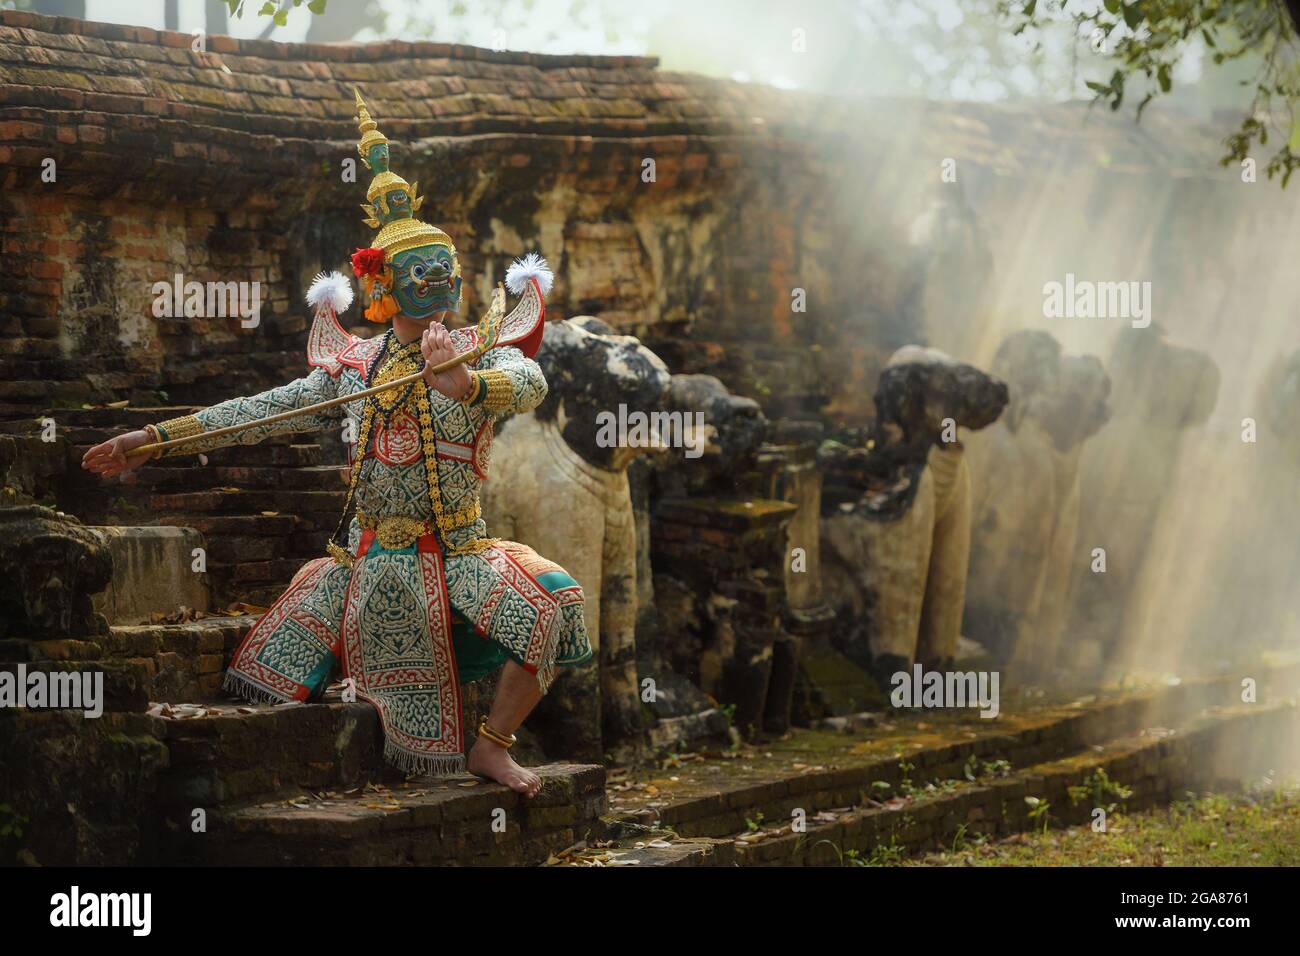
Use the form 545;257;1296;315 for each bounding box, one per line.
1066;323;1220;676
1195;348;1300;662
480;316;671;758
820;346;1007;689
963;330;1111;681
1244;350;1300;636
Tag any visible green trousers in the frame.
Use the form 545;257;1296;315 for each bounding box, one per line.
452;569;579;683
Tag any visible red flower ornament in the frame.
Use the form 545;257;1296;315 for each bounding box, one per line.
351;247;385;278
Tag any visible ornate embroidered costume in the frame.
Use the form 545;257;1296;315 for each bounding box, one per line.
146;93;591;774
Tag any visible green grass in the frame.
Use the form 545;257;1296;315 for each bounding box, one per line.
911;788;1300;867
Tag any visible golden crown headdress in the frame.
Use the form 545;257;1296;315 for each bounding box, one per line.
354;88;455;261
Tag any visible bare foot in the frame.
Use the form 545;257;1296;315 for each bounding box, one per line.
467;736;542;797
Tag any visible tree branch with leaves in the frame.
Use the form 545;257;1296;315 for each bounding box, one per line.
1001;0;1300;185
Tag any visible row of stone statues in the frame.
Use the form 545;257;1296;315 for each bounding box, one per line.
478;311;1293;756
821;324;1229;689
963;332;1111;680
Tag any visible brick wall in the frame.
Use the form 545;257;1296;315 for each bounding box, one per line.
0;10;1260;425
0;9;849;419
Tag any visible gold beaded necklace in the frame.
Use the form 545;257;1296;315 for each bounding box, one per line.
326;331;423;566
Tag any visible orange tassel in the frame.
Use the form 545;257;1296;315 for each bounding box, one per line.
365;294;399;324
363;271;400;324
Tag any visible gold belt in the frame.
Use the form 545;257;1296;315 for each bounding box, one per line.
359;513;433;551
357;504;481;551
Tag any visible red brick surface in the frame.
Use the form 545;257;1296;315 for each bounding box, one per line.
0;12;1233;599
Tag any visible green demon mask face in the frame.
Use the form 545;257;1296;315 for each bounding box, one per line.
391;242;460;317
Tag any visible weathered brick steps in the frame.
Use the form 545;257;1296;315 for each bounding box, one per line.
157;514;301;536
10;673;1287;866
612;672;1290;840
0;614;258;707
729;701;1298;866
179;764;607;866
35;406;347;604
110;615;257;700
154;701;389;813
0;703;601;866
147;488;346;513
150;689;556;840
84;463;348;494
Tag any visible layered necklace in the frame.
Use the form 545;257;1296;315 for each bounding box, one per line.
365;329;425;419
326;330;426;566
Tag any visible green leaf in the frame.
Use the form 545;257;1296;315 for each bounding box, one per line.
273;9;289;26
308;0;327;13
258;1;276;14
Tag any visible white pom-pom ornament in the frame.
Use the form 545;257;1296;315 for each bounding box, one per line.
306;271;354;314
505;253;554;296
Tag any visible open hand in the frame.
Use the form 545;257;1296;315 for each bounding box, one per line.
421;322;473;400
82;429;152;479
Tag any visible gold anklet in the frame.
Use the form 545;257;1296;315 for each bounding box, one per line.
477;718;516;749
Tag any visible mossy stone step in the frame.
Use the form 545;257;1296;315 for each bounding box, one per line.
727;701;1298;866
609;671;1278;839
0;658;154;712
180;764;607;866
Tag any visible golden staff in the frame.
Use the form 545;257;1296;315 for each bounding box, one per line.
126;285;507;460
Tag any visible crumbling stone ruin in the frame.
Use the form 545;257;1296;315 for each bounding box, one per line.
0;505;113;639
2;10;1296;868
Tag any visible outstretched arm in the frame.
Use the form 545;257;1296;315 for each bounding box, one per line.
82;367;342;478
